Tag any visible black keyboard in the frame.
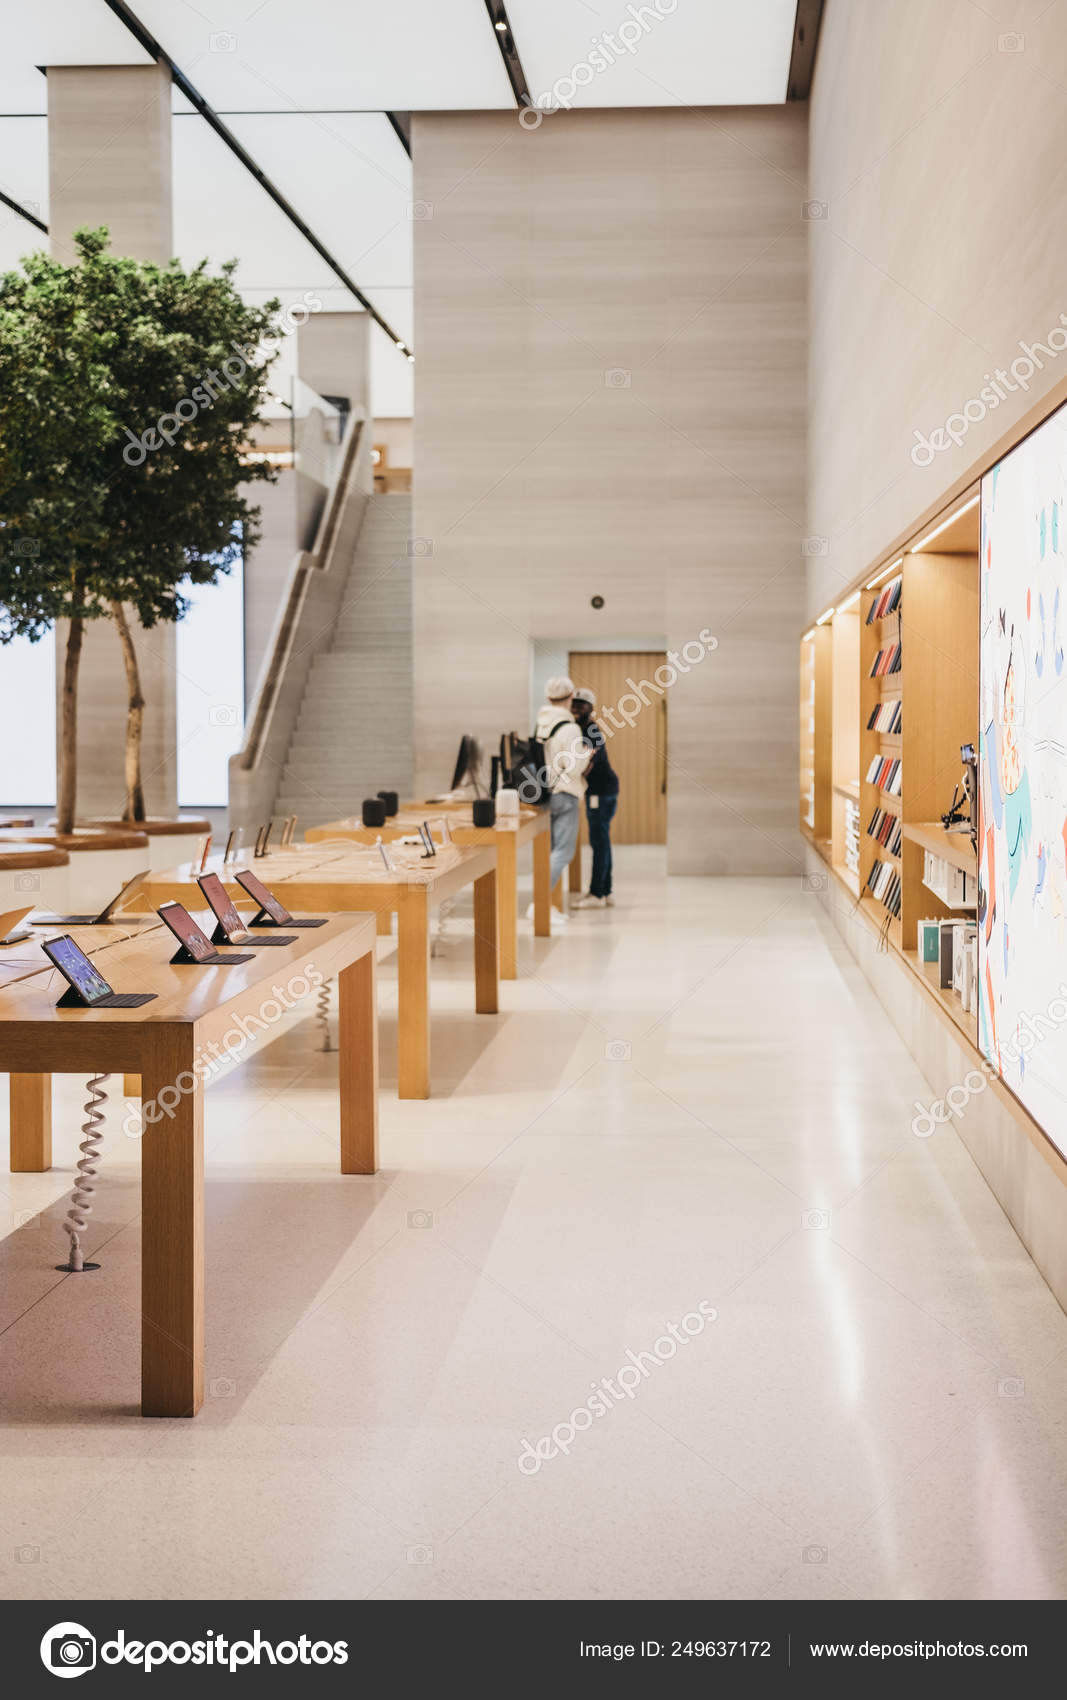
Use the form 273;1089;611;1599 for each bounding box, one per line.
206;951;255;965
235;935;298;947
273;918;328;929
98;992;158;1008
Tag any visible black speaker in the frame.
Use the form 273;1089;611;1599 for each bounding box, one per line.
472;797;496;828
377;790;399;816
362;797;387;827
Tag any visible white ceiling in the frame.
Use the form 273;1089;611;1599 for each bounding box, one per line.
509;0;798;110
0;0;801;415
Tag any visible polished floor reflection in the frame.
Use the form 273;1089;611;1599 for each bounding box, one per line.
2;851;1066;1600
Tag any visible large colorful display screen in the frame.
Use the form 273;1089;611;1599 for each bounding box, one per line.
979;401;1067;1155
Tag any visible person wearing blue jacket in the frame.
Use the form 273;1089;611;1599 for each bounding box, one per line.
571;687;620;909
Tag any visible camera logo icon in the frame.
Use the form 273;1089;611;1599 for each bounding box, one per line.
14;872;40;893
208;703;238;728
605;1039;631;1061
210;30;237;52
604;368;631;389
41;1623;96;1678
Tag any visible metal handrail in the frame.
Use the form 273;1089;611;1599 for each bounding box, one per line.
236;407;368;773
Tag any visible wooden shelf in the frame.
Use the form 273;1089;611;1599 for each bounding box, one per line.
902;947;978;1046
833;780;859;802
902;820;976;876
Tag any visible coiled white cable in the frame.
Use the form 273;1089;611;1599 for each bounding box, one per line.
58;1072;109;1273
316;976;335;1051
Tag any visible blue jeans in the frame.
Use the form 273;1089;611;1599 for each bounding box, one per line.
549;792;580;891
586;793;618;897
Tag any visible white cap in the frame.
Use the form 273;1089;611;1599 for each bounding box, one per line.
545;675;575;702
572;687;595;706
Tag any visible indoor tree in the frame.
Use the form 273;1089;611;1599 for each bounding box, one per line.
0;227;280;829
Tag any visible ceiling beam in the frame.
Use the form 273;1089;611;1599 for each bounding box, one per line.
99;0;412;355
482;1;533;110
385;112;412;158
787;0;825;100
0;187;48;234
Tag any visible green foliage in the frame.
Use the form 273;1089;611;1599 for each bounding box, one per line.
0;226;282;641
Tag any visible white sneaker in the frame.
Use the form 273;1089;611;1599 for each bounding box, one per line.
525;902;568;923
572;893;607;909
604;895;615;906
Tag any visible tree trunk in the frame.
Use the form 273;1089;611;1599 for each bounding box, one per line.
111;599;147;823
56;601;85;837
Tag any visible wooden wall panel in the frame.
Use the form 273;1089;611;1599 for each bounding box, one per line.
569;652;666;844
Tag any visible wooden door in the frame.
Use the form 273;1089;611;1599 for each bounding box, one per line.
568;652;667;843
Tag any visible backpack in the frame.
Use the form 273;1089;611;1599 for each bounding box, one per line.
509;720;571;806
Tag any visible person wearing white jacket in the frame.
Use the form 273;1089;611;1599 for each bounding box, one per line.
535;676;593;915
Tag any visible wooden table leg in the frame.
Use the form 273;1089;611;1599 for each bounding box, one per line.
496;830;518;979
473;868;499;1015
140;1027;204;1418
397;890;430;1099
376;911;392;937
10;1074;51;1172
338;950;379;1173
569;821;583;897
533;825;551;937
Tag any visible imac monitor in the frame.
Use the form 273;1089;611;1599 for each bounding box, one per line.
41;934;157;1008
450;734;474;793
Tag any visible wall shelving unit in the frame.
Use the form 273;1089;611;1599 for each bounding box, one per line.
801;500;980;1039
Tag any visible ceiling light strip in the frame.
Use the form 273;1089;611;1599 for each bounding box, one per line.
100;0;412;355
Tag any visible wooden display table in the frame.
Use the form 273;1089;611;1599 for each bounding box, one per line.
85;816;212;872
1;825;150;913
136;842;499;1099
306;804;552;978
1;914;157;1171
0;913;378;1417
0;840;69;871
0;839;70;913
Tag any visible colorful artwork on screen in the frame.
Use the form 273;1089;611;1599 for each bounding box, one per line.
979;401;1067;1155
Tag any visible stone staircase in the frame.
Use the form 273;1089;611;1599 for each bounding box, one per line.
272;493;414;827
